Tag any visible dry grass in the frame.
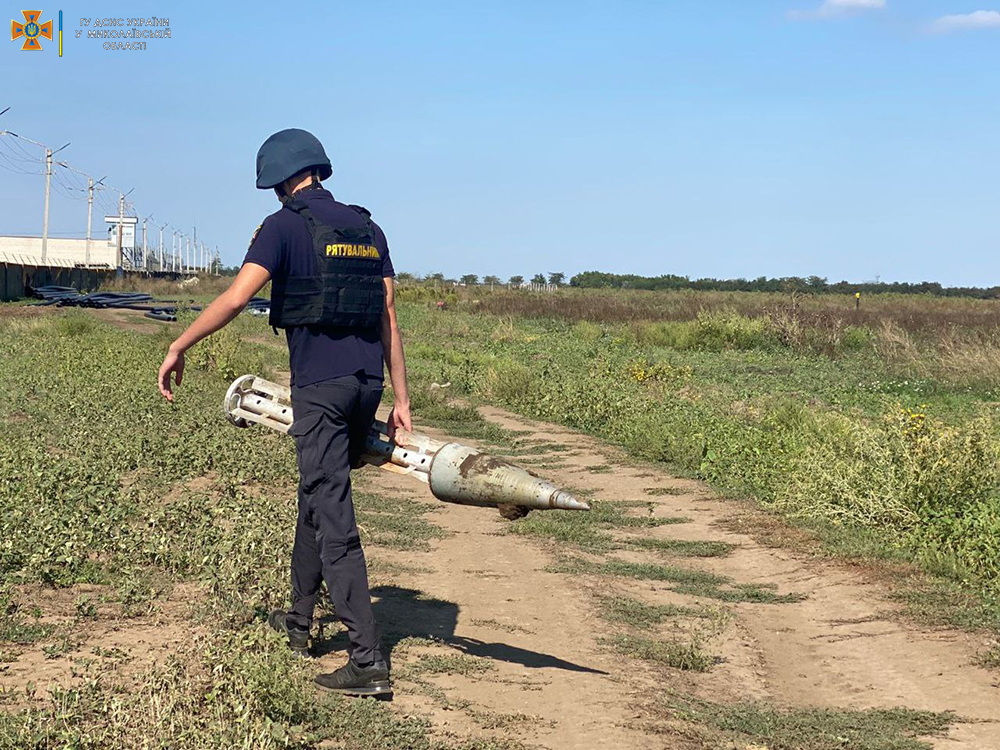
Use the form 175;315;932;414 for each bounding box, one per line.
472;288;1000;334
95;274;235;299
465;288;1000;388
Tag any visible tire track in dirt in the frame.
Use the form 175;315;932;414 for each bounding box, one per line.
339;417;665;749
354;403;1000;749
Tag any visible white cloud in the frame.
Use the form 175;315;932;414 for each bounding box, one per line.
929;10;1000;33
789;0;887;21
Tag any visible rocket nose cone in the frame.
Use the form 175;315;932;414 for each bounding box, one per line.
550;489;591;511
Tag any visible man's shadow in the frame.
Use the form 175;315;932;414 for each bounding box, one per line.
314;585;606;675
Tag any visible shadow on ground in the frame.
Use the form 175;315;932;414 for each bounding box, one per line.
315;585;606;675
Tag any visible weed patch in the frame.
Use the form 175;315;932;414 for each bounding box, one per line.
507;499;690;553
552;557;804;604
624;536;736;558
643;486;685;496
604;633;718;672
598;595;707;629
667;695;955;750
410;652;497;677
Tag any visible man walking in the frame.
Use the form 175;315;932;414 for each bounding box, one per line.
157;128;410;697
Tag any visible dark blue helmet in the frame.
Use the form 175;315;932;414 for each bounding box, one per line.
255;128;333;189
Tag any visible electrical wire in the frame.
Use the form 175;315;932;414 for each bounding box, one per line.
0;157;43;175
1;129;217;259
0;145;44;174
4;134;44;162
51;170;86;200
0;135;41;164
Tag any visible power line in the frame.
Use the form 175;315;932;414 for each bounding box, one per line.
1;120;218;273
2;134;46;164
0;138;44;174
0;155;43;175
0;135;41;164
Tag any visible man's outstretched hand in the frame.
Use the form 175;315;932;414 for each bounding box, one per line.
387;402;413;443
158;348;185;402
153;263;272;403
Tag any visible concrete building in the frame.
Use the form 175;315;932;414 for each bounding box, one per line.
0;235;117;268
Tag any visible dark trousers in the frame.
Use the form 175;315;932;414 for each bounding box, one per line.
286;373;384;665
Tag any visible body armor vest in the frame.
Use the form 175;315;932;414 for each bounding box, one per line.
269;198;385;330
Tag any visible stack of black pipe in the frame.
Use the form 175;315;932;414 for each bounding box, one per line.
26;285;272;323
27;285;199;322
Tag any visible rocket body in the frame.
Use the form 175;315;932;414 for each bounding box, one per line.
223;375;589;513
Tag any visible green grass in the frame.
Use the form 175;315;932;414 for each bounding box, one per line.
468;618;531;634
551;557;805;604
598;595;708;629
396;298;1000;625
468;709;537;731
0;310;478;748
506;499;693;553
975;643;1000;669
355;489;449;551
0;618;52;647
409;652;497;677
668;696;956;750
0;295;988;747
643;486;685;496
0;626;483;750
604;632;718;672
624;536;736;558
0;590;54;646
410;397;518;449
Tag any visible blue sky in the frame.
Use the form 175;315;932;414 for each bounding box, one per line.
2;1;998;285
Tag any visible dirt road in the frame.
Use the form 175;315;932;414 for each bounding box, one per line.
339;403;1000;749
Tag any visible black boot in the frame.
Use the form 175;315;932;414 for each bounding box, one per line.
268;609;310;657
314;657;392;698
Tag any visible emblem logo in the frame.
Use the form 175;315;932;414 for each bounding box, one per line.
11;10;53;51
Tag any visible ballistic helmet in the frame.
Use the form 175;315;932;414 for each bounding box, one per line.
255;128;332;189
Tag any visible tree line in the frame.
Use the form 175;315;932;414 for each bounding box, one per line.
567;272;1000;299
222;265;994;299
398;272;567;287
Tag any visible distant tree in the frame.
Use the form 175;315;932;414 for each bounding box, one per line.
483;275;501;289
396;271;416;283
548;272;565;286
508;275;524;287
531;273;547;286
806;275;828;291
460;274;479;286
427;272;445;286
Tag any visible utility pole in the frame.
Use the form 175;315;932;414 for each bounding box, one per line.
86;176;94;266
42;148;52;263
116;193;125;270
0;132;67;265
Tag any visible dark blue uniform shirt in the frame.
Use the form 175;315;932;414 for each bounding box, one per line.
243;187;395;387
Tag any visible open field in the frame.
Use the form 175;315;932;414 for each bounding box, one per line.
400;286;1000;595
1;286;999;748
